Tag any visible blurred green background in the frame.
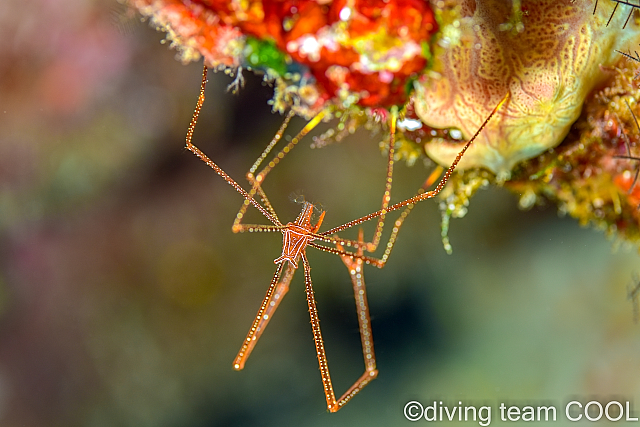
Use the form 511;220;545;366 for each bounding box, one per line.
2;0;640;426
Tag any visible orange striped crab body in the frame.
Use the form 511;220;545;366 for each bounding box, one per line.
273;201;324;268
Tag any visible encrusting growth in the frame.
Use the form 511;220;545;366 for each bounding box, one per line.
131;0;640;253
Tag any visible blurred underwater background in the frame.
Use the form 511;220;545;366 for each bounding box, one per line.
1;0;640;425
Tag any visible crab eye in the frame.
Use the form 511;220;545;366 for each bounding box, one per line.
289;192;306;205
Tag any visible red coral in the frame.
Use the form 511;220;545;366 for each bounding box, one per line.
139;0;438;107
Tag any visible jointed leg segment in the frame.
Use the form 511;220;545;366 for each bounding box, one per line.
233;262;287;370
300;246;377;412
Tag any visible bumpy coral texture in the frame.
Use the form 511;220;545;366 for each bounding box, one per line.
130;0;640;249
130;0;247;69
413;0;640;177
505;64;640;246
129;0;438;108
